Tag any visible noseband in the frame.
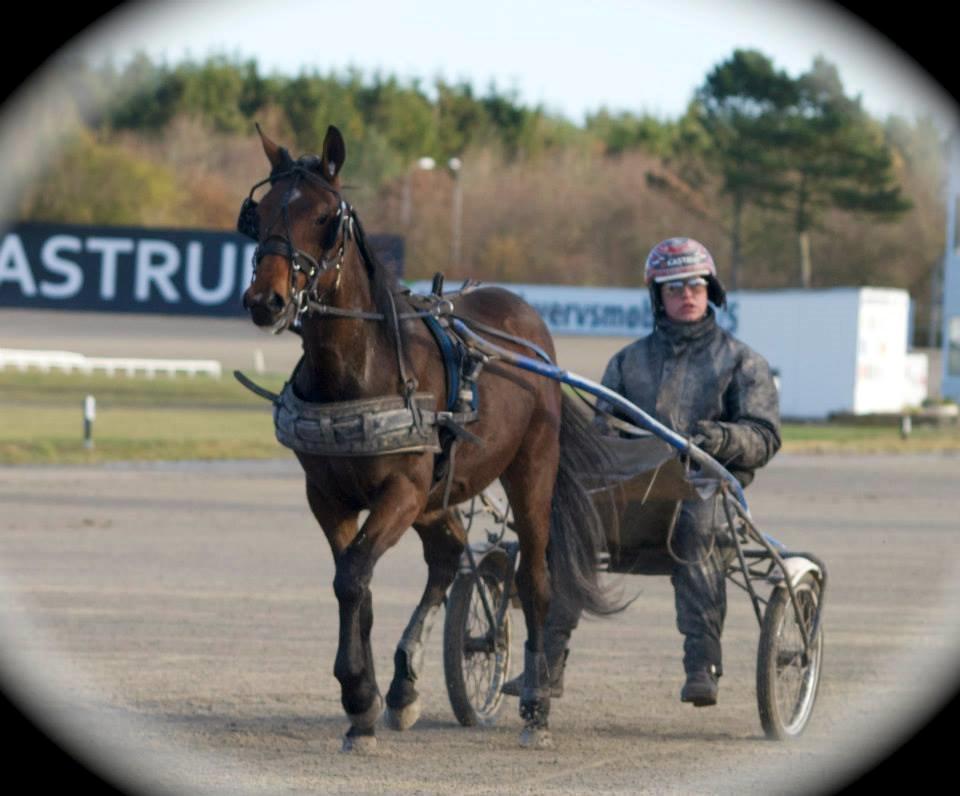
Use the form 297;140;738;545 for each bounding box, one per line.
239;156;354;325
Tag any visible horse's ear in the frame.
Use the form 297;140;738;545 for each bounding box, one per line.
321;126;346;182
255;122;285;170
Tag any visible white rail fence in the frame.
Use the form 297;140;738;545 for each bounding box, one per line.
0;348;222;378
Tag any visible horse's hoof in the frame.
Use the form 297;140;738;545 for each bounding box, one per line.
384;698;421;731
519;726;553;749
340;733;378;754
346;693;383;731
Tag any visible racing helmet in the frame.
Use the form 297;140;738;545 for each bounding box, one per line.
644;237;726;314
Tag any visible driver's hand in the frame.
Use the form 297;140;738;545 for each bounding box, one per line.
691;420;726;455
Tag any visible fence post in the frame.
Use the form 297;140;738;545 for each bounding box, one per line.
83;395;96;449
900;414;912;440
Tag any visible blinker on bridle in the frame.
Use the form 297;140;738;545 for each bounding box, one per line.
238;154;354;324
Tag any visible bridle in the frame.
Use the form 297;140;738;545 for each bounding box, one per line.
238;155;354;330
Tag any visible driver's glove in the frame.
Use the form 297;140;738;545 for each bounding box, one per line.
690;420;727;457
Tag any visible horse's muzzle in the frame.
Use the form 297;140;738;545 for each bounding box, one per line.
243;288;288;328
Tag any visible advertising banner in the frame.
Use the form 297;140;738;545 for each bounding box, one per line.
0;222;404;317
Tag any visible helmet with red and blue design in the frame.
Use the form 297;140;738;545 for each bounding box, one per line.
644;237;726;314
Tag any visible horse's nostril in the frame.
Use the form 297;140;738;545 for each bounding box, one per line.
268;292;285;312
249;305;274;327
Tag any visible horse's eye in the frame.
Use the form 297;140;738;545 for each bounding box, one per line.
315;213;331;226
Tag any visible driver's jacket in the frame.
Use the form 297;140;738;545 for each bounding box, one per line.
598;309;781;486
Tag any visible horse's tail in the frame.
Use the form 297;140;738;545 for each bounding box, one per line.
548;392;626;618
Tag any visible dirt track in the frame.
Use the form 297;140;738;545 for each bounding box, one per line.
2;308;957;792
1;452;958;795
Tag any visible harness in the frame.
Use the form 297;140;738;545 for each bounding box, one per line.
258;281;485;460
422;313;479;414
236;288;484;505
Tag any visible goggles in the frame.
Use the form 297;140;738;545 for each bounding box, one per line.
662;276;708;296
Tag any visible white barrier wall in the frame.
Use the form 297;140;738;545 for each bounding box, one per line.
905;352;931;409
734;288;911;417
0;348;222;378
733;289;859;418
410;281;916;418
941;131;960;401
852;289;912;414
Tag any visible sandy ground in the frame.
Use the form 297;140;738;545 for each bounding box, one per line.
3;308;958;792
0;452;958;795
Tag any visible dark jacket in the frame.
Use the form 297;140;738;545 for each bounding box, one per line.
598;309;781;486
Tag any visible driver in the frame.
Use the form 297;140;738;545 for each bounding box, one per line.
503;236;782;706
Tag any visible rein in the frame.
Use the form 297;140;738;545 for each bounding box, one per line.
302;295;556;365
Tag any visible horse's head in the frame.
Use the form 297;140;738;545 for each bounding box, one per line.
240;125;350;332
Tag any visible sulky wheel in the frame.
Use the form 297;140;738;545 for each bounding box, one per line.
756;572;824;740
443;561;512;726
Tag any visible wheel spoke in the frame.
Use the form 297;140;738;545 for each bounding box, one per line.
457;575;510;720
758;576;823;740
773;589;820;730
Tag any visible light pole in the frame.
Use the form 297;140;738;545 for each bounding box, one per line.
401;156;436;229
448;157;462;268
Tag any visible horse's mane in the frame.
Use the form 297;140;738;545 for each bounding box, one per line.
351;211;407;351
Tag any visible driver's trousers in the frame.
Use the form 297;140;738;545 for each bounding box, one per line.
545;493;734;676
670;495;734;676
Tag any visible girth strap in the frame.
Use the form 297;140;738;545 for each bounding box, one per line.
421;313;479;413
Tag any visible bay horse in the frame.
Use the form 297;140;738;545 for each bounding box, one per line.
240;124;615;751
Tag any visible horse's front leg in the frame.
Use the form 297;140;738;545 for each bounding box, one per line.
310;474;427;753
385;509;466;730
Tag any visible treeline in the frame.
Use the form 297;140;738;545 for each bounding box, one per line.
16;50;948;343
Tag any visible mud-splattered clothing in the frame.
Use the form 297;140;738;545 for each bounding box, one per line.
600;308;781;675
598;308;781;487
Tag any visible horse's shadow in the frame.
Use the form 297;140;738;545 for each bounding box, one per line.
141;706;483;743
591;724;764;743
142;704;762;747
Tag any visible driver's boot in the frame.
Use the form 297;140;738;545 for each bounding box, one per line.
680;664;720;707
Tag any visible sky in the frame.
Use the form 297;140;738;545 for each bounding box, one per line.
63;0;957;130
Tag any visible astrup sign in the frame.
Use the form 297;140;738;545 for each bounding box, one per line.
0;222;404;317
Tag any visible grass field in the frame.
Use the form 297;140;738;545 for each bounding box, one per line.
0;370;286;408
0;371;284;464
2;371;959;464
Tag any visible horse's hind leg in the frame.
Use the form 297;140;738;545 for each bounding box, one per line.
385;509;466;730
501;414;561;749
